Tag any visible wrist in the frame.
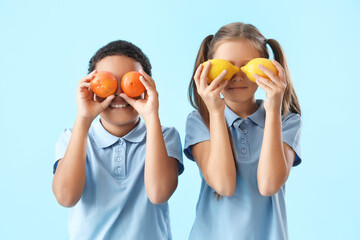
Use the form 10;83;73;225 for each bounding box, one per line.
209;108;225;119
143;112;160;127
265;109;281;120
75;116;93;129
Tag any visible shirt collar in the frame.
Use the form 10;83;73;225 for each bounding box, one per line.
224;99;265;128
91;118;147;148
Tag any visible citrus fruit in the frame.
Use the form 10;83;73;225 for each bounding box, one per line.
121;71;145;98
240;58;278;83
90;71;117;98
202;59;240;83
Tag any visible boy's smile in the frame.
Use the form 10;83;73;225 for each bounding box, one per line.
94;55;143;137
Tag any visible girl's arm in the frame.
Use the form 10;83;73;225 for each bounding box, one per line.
257;111;295;196
191;63;237;197
255;60;296;196
53;71;114;207
120;70;178;204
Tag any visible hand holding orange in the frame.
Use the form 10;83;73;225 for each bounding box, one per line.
90;71;117;98
121;71;145;98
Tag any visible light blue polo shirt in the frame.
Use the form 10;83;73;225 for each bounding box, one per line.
184;100;301;240
55;118;184;240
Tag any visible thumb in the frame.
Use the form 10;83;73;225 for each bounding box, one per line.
100;95;115;110
119;93;136;107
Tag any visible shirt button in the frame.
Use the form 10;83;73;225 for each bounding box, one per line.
241;149;247;154
241;138;246;143
245;120;249;125
117;158;121;162
117;167;122;172
243;129;248;134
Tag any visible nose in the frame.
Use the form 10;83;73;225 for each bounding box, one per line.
115;78;123;95
231;69;246;82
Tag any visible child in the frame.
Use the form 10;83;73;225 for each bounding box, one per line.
53;40;184;240
184;22;301;240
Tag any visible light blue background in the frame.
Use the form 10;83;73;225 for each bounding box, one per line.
0;0;359;239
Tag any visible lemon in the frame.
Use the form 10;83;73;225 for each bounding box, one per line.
240;58;278;83
202;59;240;83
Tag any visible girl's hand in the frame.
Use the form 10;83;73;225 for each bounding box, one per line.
194;61;229;113
77;70;115;121
254;60;287;114
120;69;159;122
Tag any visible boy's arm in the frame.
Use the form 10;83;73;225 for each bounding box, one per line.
53;71;114;207
52;118;91;207
120;70;179;205
143;115;179;205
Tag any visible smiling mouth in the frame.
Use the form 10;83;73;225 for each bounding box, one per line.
110;103;130;109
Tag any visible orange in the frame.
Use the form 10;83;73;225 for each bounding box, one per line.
90;71;117;98
121;71;145;97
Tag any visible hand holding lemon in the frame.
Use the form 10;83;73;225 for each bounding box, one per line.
202;59;240;83
240;58;278;82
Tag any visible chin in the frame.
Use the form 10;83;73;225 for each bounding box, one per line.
100;108;139;126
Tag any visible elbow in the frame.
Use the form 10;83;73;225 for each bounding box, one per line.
54;192;80;207
53;186;80;208
146;183;177;205
258;182;282;197
214;183;236;197
147;190;172;205
212;178;236;197
147;194;168;205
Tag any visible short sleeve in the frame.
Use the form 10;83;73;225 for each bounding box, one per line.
184;111;210;161
163;127;184;175
282;113;302;166
54;128;72;173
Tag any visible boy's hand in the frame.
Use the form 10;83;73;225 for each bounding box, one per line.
77;70;115;121
120;69;159;123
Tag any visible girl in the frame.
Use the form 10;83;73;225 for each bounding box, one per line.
53;40;184;240
184;22;301;240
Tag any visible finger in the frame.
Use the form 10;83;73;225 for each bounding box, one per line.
139;75;152;92
200;61;211;89
79;82;91;89
119;93;136;107
208;70;227;91
215;78;229;94
258;64;280;85
99;95;115;109
254;74;273;90
272;59;286;86
255;78;272;92
139;69;155;86
81;70;97;83
193;64;203;89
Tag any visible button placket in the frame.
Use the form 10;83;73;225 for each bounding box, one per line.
237;120;250;159
115;139;126;178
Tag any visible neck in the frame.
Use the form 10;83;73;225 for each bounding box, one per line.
225;98;259;119
100;117;140;137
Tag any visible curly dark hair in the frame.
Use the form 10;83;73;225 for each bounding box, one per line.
88;40;152;76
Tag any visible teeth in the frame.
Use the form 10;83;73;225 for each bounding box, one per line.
111;103;129;108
